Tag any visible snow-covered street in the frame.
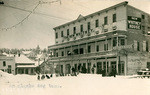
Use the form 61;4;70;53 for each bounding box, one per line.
0;71;150;95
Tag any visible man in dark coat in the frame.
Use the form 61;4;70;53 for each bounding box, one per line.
102;69;105;77
72;67;76;76
112;68;116;77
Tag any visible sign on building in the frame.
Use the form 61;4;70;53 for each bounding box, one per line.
128;16;141;30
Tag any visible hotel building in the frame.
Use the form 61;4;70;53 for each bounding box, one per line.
48;1;150;75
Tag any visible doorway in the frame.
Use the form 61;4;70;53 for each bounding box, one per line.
97;62;102;74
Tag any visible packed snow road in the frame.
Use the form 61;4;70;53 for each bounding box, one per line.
0;71;150;95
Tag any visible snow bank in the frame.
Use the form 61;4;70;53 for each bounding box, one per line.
0;73;150;95
0;71;37;84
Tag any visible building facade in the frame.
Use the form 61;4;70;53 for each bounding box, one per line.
48;1;150;75
0;54;36;75
0;54;16;75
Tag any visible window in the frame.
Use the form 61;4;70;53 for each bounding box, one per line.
113;38;117;47
73;49;78;55
104;16;108;25
96;45;99;52
137;42;140;51
142;14;145;19
87;22;91;31
104;44;108;51
95;19;99;27
73;27;76;34
113;14;116;22
67;29;69;36
55;32;58;39
88;45;91;53
80;24;83;32
120;39;125;46
147;62;150;69
80;48;84;54
146;41;149;52
61;51;64;56
142;26;145;34
8;65;11;74
3;61;6;66
61;31;63;37
56;52;58;57
67;51;71;56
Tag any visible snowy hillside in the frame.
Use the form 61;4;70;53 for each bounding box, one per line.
0;71;150;95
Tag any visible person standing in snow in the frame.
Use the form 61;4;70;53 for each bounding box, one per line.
91;67;94;74
102;69;105;77
112;68;116;77
77;64;81;74
72;67;76;76
37;74;40;80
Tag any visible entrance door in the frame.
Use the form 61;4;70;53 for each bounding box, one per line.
111;61;116;74
97;62;102;74
65;64;71;74
60;65;63;74
74;64;77;72
25;69;28;74
87;63;91;73
118;61;124;75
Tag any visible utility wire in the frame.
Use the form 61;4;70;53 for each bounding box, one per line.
0;0;62;32
1;3;71;21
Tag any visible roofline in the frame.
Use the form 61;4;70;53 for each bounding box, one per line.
53;1;128;30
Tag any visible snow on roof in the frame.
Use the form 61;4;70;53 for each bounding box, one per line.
17;65;36;68
2;53;14;57
15;54;35;64
22;51;32;54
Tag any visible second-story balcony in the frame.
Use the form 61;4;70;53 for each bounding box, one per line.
49;50;117;62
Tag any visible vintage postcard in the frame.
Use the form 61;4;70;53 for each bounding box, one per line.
0;0;150;95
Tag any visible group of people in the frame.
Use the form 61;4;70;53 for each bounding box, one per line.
37;74;53;80
101;68;116;77
70;64;96;76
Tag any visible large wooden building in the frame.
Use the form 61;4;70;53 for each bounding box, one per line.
48;1;150;75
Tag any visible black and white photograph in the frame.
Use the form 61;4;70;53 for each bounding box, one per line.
0;0;150;95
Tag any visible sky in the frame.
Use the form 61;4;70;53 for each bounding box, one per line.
0;0;150;49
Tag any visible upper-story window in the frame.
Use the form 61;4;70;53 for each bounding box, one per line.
61;31;63;37
80;48;84;54
73;27;76;34
113;37;117;47
80;24;83;32
61;51;64;56
96;45;99;52
142;14;145;19
67;29;69;36
3;61;6;67
120;39;125;46
55;32;58;39
113;14;116;22
73;49;78;55
56;52;58;57
87;22;91;31
142;26;145;34
88;45;91;53
104;44;108;51
137;41;140;51
104;16;108;25
146;41;149;52
95;19;99;28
